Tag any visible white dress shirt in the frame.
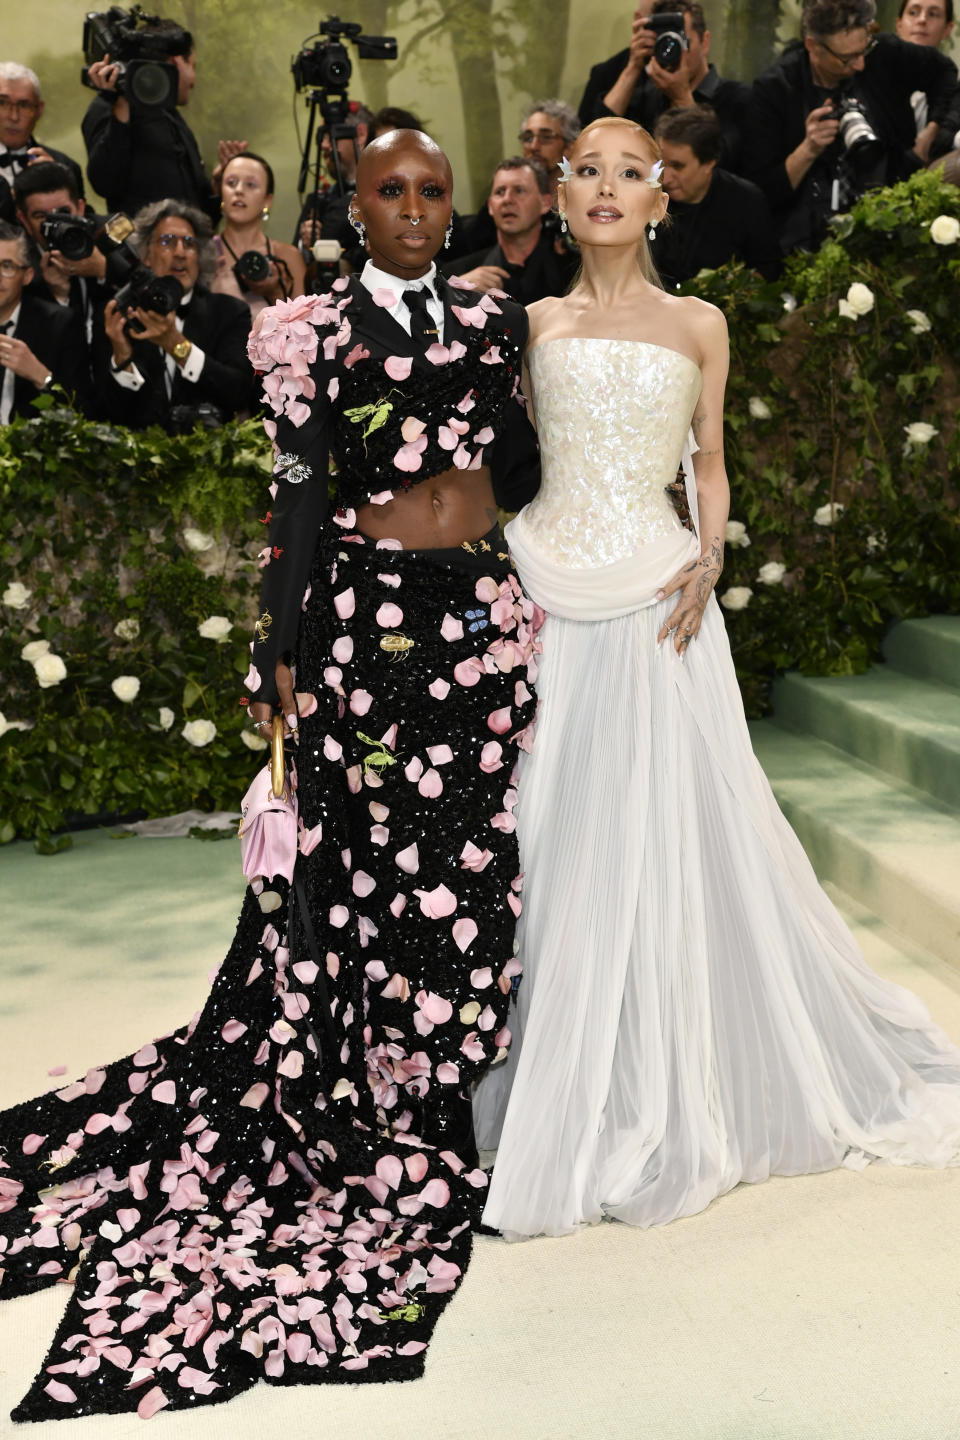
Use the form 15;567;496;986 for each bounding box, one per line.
112;289;207;393
0;302;22;426
359;259;445;345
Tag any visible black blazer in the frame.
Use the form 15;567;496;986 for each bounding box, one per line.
92;286;253;429
7;293;89;418
82;94;217;221
0;141;85;225
744;36;958;215
650;169;781;287
441;232;578;304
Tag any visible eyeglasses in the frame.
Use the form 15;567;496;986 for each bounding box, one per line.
519;129;563;145
0;259;29;276
156;233;200;250
0;97;39;114
815;34;878;64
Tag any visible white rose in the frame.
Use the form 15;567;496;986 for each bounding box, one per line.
720;586;753;611
813;502;845;526
158;706;175;730
748;397;772;420
198;615;233;642
903;421;938;447
33;653;67;688
930;214;960;246
21;639;51;662
111;675;141;703
905;308;931;335
0;710;31;737
183;527;216;552
241;728;269;752
845;282;874;316
3;582;31;610
114;617;140;641
837;299;858;321
865;533;884;554
781;292;797;313
757;561;786;585
725;520;751;548
182;718;217;748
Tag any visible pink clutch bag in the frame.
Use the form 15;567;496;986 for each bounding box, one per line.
238;756;298;884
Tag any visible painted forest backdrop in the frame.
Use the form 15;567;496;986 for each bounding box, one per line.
12;0;960;229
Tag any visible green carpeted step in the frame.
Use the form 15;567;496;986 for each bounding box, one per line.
771;669;960;810
883;616;960;691
750;721;960;966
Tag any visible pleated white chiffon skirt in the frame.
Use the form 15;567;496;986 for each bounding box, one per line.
474;576;960;1241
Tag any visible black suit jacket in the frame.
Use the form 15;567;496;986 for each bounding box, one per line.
6;292;89;418
82;94;216;221
441;231;577;304
0;140;85;224
745;36;958;218
650;169;781;287
92;286;253;430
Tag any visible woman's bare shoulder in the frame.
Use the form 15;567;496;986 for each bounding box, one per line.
525;295;568;346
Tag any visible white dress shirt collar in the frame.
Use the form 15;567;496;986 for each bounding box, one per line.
358;260;444;344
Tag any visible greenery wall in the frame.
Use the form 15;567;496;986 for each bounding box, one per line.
1;168;959;847
15;0;960;226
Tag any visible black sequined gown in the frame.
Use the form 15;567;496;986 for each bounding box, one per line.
0;274;541;1422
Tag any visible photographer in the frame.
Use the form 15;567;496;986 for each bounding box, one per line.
13;163;106;357
297;99;372;252
578;2;749;169
213;152;304;320
0;221;89;422
442;156;578;302
0;62;84;224
745;0;958;255
81;13;246;223
651;107;780;287
93;199;253;431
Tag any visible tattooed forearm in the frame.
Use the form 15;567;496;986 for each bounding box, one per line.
697;447;722;459
695;535;724;607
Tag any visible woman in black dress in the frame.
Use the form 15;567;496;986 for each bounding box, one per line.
1;129;539;1423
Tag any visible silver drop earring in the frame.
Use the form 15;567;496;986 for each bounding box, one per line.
648;221;657;241
444;221;453;249
559;210;568;234
349;212;365;242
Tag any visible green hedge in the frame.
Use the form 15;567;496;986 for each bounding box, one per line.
2;168;959;847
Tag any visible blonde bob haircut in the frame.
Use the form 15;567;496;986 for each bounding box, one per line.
563;116;666;290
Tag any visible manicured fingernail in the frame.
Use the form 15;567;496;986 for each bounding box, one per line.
286;712;298;729
655;590;665;601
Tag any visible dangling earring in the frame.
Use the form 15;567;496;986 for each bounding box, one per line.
444;221;453;249
648;221;657;242
559;211;568;234
261;207;271;223
350;211;366;243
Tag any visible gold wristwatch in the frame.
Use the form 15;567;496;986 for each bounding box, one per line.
171;337;192;363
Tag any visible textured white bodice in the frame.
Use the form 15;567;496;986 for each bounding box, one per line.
522;337;702;568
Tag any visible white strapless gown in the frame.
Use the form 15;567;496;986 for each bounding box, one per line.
473;337;960;1241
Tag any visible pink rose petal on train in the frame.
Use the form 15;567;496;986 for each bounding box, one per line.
477;1005;497;1031
416;990;454;1023
418;768;443;798
424;342;450;365
470;965;493;987
437;426;458;452
414;883;457;918
377;571;401;587
400;416;426;443
293;959;319;984
44;1380;78;1404
299;822;323;856
508;892;522;917
461;1033;485;1061
353;871;376;897
222;1020;249;1047
436;1062;460;1084
479;741;503;773
395;842;420;874
440;613;464;642
460;840;493;870
420;1178;451;1207
47;1064;67;1076
364;1176;390;1204
240;1082;270;1109
515;679;532;705
332;636;354;664
479;345;502;364
494;1026;512;1047
426;744;454;766
343;343;369;369
475;576;500;603
286;1333;311;1364
404;756;423;782
487;707;512;734
350;689;373;716
137;1386;170;1420
85;1112;112;1134
376;602;403;628
394;436;428;472
22;1134;47;1155
452;919;479;953
405;1152;429;1182
474;426;495;445
334;587;355;619
429;678;451;700
453;657;484;687
376;1154;404;1190
329;905;349;927
151;1081;176;1105
384;355;413;380
452;443;471;469
381;972;410;1000
324;735;343;762
370;824;389;846
134;1043;157;1067
390;893;407;918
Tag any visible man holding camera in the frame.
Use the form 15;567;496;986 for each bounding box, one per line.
0;221;89;423
745;0;958;255
578;1;750;169
13;163;106;363
81;14;246;223
0;62;84;225
94;200;253;430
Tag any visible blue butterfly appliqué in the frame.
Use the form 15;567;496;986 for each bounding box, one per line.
465;608;488;633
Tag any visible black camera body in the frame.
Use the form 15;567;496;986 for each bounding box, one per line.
81;5;192;110
40;210;100;261
644;11;689;71
831;96;882;158
233;250;272;288
169;401;223;432
95;214;183;328
292;15;397;93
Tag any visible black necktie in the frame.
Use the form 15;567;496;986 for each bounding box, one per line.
403;285;439;345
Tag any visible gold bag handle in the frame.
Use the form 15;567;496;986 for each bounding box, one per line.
271;714;286;799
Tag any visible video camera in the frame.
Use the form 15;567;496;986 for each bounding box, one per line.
81;5;192;110
39;210;100;261
292;16;397;100
644;12;689;72
96;213;183;328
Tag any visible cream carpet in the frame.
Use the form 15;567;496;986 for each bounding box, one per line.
2;831;959;1440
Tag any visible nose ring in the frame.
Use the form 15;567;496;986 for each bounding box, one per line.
408;217;422;226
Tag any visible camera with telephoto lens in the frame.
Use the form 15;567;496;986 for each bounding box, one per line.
830;96;882;158
80;5;192;110
292;15;397;93
95;212;183;330
39;209;100;261
644;11;689;71
233;250;272;287
169;401;223;432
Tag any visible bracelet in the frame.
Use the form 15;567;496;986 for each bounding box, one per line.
109;354;133;374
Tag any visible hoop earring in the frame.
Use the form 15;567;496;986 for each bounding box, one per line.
444;221;453;249
350;212;366;243
559;211;568;234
